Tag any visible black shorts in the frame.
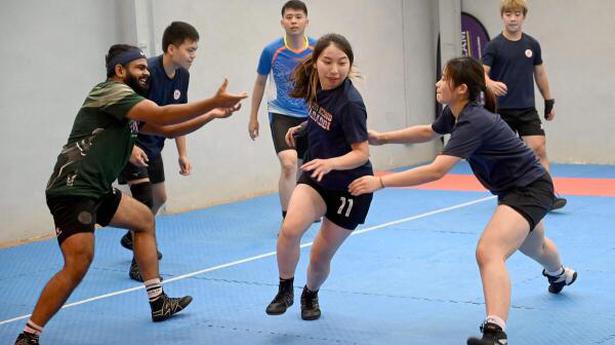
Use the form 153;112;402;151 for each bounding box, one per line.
46;188;123;244
269;113;308;158
497;173;555;231
298;173;373;230
118;154;165;184
498;107;545;137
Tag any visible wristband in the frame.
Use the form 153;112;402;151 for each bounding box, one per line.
544;99;555;119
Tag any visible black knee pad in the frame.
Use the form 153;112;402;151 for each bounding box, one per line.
130;182;154;210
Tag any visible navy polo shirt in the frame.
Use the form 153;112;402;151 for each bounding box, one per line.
305;79;373;190
482;33;543;109
137;55;190;159
431;102;545;194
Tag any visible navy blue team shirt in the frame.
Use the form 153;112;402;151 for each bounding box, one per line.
482;33;542;110
305;78;373;190
137;55;190;159
431;102;545;194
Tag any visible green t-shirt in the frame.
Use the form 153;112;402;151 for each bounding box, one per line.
46;80;145;199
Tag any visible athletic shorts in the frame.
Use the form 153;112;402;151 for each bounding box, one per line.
118;154;165;185
46;188;122;244
298;173;373;230
497;173;555;231
269;113;308;158
498;107;545;137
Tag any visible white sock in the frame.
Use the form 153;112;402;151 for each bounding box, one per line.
545;266;565;277
144;278;163;302
24;319;43;336
486;315;506;332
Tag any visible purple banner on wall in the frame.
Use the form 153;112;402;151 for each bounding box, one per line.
461;12;490;59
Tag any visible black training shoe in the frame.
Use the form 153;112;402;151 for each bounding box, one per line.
121;231;163;259
129;257;143;282
129;257;163;283
300;286;321;320
551;196;567;211
14;332;40;345
266;286;294;315
120;231;133;250
467;322;508;345
150;293;192;322
543;266;577;294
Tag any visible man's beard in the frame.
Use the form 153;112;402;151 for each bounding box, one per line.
125;73;149;97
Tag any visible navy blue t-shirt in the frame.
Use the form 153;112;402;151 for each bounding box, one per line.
482;33;542;110
431;102;545;194
137;55;190;158
305;79;373;190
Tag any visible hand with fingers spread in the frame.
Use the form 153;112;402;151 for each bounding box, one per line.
214;78;249;109
301;158;336;182
129;146;149;167
348;175;384;196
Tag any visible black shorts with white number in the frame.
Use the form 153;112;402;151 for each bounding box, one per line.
298;173;373;230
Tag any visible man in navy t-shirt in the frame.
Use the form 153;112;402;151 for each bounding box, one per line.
118;21;199;281
482;0;566;210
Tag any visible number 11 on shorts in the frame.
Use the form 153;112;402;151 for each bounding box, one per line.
337;197;354;217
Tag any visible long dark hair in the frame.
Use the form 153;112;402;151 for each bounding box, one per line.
443;56;496;113
290;33;354;105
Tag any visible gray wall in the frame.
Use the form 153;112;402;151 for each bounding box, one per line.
462;0;615;163
0;0;438;245
3;0;611;245
0;0;137;245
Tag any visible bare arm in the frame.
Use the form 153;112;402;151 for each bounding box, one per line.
127;79;247;126
369;125;438;145
248;74;267;140
534;64;553;100
301;141;369;182
348;155;461;196
140;104;241;138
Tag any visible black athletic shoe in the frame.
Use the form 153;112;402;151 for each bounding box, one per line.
551;196;567;211
121;231;163;260
300;286;321;320
467;322;508;345
129;257;143;282
266;285;294;315
543;266;577;294
150;293;192;322
129;257;164;283
120;231;133;250
14;332;39;345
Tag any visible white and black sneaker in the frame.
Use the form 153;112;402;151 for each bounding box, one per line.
467;322;508;345
150;293;192;322
543;266;577;294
